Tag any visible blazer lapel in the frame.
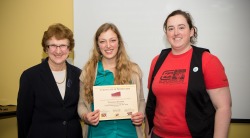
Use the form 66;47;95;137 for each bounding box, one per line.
63;63;74;102
40;58;64;102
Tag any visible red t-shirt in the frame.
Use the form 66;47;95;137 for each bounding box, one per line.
148;48;229;138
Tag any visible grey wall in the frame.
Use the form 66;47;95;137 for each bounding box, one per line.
74;0;250;119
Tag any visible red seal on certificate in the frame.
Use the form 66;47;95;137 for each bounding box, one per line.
111;91;121;97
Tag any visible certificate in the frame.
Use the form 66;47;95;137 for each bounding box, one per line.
93;84;138;120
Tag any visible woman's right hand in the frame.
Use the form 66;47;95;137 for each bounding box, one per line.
83;110;100;126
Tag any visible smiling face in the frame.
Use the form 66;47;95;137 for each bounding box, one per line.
46;36;70;67
98;29;119;61
166;14;194;54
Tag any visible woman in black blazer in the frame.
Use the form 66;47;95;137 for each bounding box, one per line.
17;23;82;138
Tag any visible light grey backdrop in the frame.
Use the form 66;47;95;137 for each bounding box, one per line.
74;0;250;119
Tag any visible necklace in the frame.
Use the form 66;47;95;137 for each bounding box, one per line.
55;70;66;84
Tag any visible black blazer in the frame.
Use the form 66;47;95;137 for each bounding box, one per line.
17;58;82;138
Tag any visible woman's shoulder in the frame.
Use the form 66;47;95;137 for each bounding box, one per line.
131;62;141;71
22;62;44;75
130;62;143;77
149;54;160;69
19;62;47;82
67;63;81;74
202;51;220;63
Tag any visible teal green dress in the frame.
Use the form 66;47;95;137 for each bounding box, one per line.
88;61;137;138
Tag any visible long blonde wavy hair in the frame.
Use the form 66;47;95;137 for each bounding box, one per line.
81;23;139;103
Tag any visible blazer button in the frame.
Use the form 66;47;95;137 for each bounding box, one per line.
62;121;67;125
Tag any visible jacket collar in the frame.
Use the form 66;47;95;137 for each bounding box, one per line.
39;57;74;102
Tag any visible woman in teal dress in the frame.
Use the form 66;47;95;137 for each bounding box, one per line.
78;23;146;138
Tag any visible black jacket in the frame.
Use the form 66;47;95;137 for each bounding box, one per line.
17;58;82;138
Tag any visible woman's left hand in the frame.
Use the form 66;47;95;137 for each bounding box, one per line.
131;112;144;126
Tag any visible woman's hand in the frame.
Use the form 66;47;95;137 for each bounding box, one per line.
83;110;100;126
131;112;144;126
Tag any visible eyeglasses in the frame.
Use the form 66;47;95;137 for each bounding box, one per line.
47;44;69;51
